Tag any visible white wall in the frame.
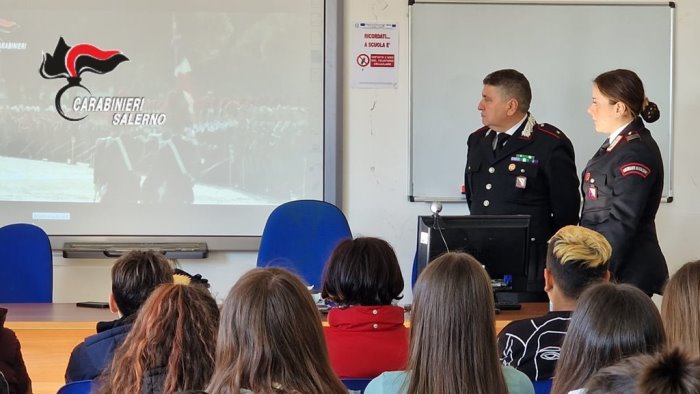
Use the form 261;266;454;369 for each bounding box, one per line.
55;0;700;305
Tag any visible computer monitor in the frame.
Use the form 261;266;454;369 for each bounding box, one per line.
415;215;531;291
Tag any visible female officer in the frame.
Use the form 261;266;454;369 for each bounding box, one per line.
580;69;668;296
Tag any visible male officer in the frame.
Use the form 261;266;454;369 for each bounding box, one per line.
464;69;580;296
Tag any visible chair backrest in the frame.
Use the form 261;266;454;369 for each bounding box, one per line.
533;379;553;394
341;378;372;394
256;200;352;289
57;380;94;394
0;223;53;302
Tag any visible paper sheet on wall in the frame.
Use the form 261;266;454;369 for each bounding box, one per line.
351;22;399;88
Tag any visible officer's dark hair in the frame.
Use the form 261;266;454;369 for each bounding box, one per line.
111;250;174;317
594;69;660;123
546;225;611;300
483;69;532;113
321;237;404;306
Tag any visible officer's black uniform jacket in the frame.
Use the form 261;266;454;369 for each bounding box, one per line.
580;117;668;295
464;114;580;244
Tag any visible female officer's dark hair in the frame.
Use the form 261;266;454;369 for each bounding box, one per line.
321;237;404;306
594;69;660;123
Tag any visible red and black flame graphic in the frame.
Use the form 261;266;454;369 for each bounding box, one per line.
39;37;128;121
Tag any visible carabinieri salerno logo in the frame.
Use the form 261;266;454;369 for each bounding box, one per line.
39;37;128;121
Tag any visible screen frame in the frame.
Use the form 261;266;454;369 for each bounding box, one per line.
18;0;343;252
415;214;531;284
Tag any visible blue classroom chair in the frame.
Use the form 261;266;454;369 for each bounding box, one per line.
257;200;352;289
57;380;94;394
0;223;53;303
342;378;372;393
533;379;553;394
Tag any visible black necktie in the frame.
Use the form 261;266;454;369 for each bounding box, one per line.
599;138;611;153
495;133;510;153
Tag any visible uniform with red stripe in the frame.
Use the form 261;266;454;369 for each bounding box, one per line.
464;113;580;294
580;116;667;295
465;114;580;243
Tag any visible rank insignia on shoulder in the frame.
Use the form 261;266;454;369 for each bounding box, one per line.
625;131;641;141
620;162;651;178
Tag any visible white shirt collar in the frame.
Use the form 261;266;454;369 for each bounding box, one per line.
504;114;528;137
490;114;528;138
608;121;632;143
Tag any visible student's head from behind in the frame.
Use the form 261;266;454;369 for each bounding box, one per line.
551;283;666;394
321;237;404;306
110;250;174;317
585;347;700;394
97;283;220;394
479;68;531;131
409;252;507;394
661;260;700;356
206;268;347;394
545;225;612;303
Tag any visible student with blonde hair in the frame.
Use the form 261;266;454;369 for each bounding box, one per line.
95;283;219;394
366;252;533;394
661;260;700;356
498;225;612;381
206;268;347;394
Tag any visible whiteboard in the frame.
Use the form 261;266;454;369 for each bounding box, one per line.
409;1;674;202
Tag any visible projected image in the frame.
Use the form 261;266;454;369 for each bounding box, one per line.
0;1;323;208
0;1;326;236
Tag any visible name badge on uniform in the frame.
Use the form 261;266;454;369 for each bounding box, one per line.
515;176;527;189
587;185;598;200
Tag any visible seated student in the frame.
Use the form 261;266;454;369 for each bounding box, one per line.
65;250;174;382
206;268;347;394
584;347;700;394
321;237;408;378
661;260;700;356
0;307;31;394
551;283;666;394
365;252;534;394
498;225;612;381
95;283;219;394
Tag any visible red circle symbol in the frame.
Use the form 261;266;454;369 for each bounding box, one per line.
357;53;370;67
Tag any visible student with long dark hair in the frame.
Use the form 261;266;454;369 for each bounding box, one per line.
365;252;533;394
206;268;347;394
95;283;219;394
661;260;700;356
551;283;665;394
